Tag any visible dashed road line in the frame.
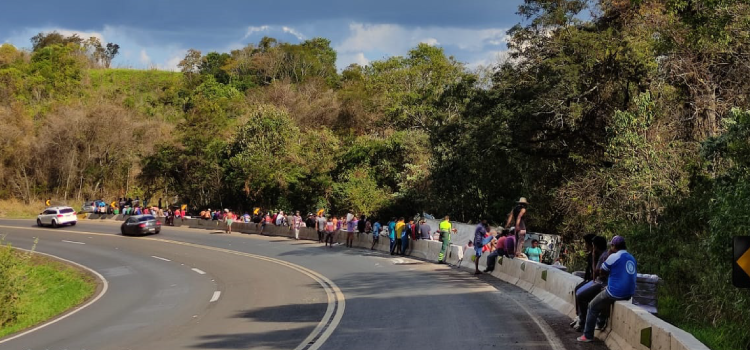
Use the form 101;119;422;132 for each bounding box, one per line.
0;224;346;350
191;268;206;275
210;291;221;302
62;240;86;245
151;255;171;262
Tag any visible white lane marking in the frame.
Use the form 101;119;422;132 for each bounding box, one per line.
151;256;171;262
191;268;206;275
210;291;221;302
0;224;345;350
508;295;566;350
62;240;86;245
0;248;109;345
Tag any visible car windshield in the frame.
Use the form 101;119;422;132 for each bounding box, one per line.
60;208;74;214
138;216;155;222
84;202;94;206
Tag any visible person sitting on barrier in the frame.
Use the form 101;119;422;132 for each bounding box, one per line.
572;236;610;332
484;230;509;273
571;233;598;328
577;235;637;343
504;229;516;258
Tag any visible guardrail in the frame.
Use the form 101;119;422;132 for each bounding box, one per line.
84;216;711;350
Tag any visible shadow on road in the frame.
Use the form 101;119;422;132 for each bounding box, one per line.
190;326;315;349
232;303;327;323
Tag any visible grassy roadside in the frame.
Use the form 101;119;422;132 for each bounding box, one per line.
0;241;97;338
0;199;46;219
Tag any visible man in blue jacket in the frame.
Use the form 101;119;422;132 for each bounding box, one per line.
578;235;637;342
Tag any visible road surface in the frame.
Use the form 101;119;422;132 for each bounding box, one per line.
0;219;604;350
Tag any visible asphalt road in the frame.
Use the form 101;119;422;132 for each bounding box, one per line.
0;219;606;350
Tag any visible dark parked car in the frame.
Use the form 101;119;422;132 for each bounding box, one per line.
121;215;161;236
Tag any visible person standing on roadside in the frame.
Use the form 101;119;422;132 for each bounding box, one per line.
346;215;356;248
388;218;397;255
292;211;303;240
358;215;367;236
473;219;490;275
371;219;382;250
437;216;457;264
577;236;637;343
224;209;235;234
505;197;529;256
418;220;432;240
316;212;327;243
325;216;336;247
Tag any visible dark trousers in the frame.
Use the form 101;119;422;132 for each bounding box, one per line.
401;235;409;255
485;251;501;271
390;238;402;254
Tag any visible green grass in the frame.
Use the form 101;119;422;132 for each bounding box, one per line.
659;293;749;350
0;199;45;219
0;244;96;338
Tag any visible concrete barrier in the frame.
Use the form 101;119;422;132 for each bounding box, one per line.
105;216;709;350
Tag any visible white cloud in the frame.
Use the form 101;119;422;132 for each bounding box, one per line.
139;49;151;65
421;38;440;46
336;22;508;56
338;52;370;67
158;50;186;71
244;25;270;39
282;26;306;40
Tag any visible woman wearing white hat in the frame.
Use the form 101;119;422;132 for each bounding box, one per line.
505;197;529;256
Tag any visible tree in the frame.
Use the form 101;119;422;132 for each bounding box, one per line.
30;31;83;51
103;43;120;68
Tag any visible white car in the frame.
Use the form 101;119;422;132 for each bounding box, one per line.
37;206;77;228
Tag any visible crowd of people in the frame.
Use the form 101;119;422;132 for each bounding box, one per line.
571;234;638;342
90;195;637;343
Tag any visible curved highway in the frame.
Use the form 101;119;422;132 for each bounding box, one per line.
0;219;604;350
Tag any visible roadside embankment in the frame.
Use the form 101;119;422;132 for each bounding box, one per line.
0;241;97;338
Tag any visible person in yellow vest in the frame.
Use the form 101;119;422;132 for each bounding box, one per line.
45;198;51;207
438;215;458;264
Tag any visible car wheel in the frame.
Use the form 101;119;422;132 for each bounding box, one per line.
37;219;43;227
154;230;160;235
121;230;128;236
51;220;58;228
70;222;76;226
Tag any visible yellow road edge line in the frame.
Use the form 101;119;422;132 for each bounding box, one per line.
0;225;345;350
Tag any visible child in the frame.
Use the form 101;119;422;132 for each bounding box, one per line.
458;241;473;267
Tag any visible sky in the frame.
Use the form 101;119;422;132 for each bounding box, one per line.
1;1;524;71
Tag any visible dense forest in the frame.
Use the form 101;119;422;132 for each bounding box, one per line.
1;0;749;348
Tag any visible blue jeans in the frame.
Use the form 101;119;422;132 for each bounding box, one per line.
584;290;625;338
401;235;409;255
